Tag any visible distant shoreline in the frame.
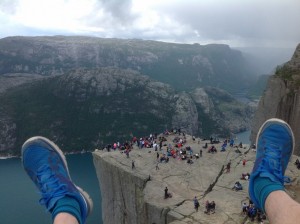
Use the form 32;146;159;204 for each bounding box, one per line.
0;155;19;160
0;151;92;160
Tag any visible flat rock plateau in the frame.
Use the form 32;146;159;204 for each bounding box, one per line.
93;133;300;224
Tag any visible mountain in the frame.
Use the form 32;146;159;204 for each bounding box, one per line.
251;43;300;155
0;36;257;94
0;36;256;155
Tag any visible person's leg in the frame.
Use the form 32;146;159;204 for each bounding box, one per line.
53;213;79;224
249;118;297;221
22;136;93;224
265;190;300;224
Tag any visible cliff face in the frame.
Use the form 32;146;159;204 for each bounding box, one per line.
93;153;150;224
192;87;254;135
251;44;300;155
93;151;186;224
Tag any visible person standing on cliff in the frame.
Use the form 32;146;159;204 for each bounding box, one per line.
164;187;169;199
132;160;135;169
226;161;231;173
125;149;129;158
22;136;93;224
193;196;199;211
159;140;163;151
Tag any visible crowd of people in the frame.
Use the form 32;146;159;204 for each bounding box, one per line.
204;200;216;215
242;200;266;223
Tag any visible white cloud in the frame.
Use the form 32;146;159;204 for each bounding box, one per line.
10;0;96;32
0;0;299;47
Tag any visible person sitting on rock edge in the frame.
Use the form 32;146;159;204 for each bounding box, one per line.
233;181;243;191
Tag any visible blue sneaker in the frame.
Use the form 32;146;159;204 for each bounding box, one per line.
249;118;294;210
22;136;93;223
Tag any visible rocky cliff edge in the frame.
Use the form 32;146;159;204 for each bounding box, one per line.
251;43;300;155
93;134;300;224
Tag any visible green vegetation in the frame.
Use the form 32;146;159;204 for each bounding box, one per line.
275;63;300;88
275;64;294;80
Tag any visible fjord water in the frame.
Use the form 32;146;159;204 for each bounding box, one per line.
234;130;251;144
0;153;102;224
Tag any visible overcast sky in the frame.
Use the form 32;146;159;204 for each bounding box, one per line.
0;0;299;48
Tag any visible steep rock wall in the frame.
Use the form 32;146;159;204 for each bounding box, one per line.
251;44;300;155
92;151;178;224
93;155;147;224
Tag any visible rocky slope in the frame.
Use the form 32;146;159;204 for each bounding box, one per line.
93;134;300;224
191;87;254;135
251;43;300;155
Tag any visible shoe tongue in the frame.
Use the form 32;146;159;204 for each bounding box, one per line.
265;145;281;158
40;171;52;184
37;166;53;189
259;172;278;182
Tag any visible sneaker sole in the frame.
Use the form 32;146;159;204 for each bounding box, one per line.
76;186;94;215
22;136;93;215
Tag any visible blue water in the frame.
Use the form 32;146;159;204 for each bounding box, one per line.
0;153;102;224
235;130;251;144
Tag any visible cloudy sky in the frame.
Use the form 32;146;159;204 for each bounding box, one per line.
0;0;299;48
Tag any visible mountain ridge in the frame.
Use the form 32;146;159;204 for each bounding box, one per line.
0;36;256;93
